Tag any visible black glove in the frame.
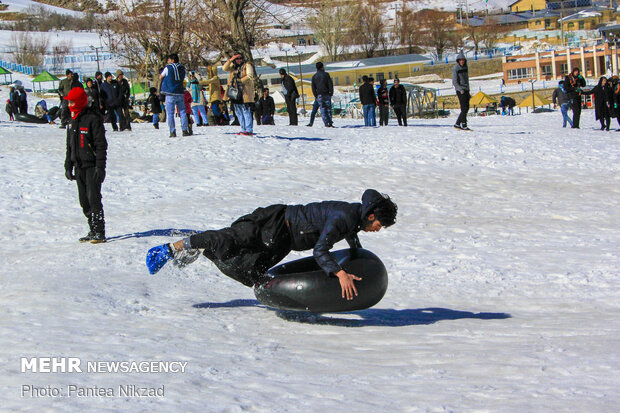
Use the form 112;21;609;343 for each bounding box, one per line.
65;168;75;181
94;167;106;183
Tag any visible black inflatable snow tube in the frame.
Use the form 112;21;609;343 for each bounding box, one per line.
48;106;59;121
254;248;388;313
15;113;48;124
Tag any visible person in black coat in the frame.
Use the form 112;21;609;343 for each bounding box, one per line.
359;76;377;127
564;67;586;129
116;70;132;130
84;78;101;112
146;189;398;299
63;87;108;243
258;88;275;125
99;72;128;131
94;71;106;115
280;68;299;125
377;79;390;126
310;62;334;127
389;78;408;126
583;76;613;131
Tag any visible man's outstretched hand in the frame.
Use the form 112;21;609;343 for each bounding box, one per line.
336;270;362;300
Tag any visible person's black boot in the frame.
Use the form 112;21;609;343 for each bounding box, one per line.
154;123;159;129
170;131;177;138
79;213;95;243
90;211;106;244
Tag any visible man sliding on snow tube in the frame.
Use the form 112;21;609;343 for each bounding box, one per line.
146;189;397;300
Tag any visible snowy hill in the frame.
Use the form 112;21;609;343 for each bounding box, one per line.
1;0;84;16
1;83;619;411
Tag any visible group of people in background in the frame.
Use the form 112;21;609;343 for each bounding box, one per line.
553;67;620;131
5;83;28;121
358;75;408;127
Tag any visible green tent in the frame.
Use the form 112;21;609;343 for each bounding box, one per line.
0;66;12;85
130;82;148;96
32;71;61;92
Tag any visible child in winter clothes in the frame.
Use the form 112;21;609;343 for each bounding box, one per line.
147;87;162;129
183;90;193;135
5;99;15;121
64;87;108;243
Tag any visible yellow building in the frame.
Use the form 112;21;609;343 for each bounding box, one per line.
559;8;617;32
510;0;547;13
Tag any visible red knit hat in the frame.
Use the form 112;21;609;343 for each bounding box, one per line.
64;87;88;119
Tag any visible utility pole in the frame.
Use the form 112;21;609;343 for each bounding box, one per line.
298;52;306;114
284;49;290;73
530;79;536;113
560;0;565;46
90;45;103;73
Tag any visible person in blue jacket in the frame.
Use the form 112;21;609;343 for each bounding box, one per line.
160;53;190;137
146;189;397;300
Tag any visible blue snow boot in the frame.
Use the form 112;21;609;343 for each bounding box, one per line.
146;244;173;274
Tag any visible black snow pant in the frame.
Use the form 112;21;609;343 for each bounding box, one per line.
456;90;470;127
379;104;389;126
189;205;292;287
109;105;127;131
60;99;70;126
571;96;582;129
393;104;407;126
599;117;610;130
285;96;298;125
75;166;105;234
121;101;132;130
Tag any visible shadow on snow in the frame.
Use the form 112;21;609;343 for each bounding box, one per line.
193;299;511;327
106;228;199;242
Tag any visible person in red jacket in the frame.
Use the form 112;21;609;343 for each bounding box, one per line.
64;87;108;243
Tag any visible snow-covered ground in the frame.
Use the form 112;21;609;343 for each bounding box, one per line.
0;84;619;412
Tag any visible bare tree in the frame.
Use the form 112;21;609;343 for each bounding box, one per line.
417;9;457;61
307;0;355;62
395;2;419;54
479;17;507;51
10;31;50;67
466;24;482;55
51;39;72;73
350;0;386;58
101;0;198;85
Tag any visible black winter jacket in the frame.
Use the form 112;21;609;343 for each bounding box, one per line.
118;78;131;107
284;189;386;275
359;83;377;105
100;80;122;108
258;95;275;116
377;86;389;105
311;69;333;97
147;93;162;114
282;74;299;99
389;84;407;106
583;78;613;120
564;73;586;100
85;86;101;110
65;108;107;170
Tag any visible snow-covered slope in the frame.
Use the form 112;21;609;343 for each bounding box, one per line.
1;0;84;16
0;86;619;412
409;0;514;12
